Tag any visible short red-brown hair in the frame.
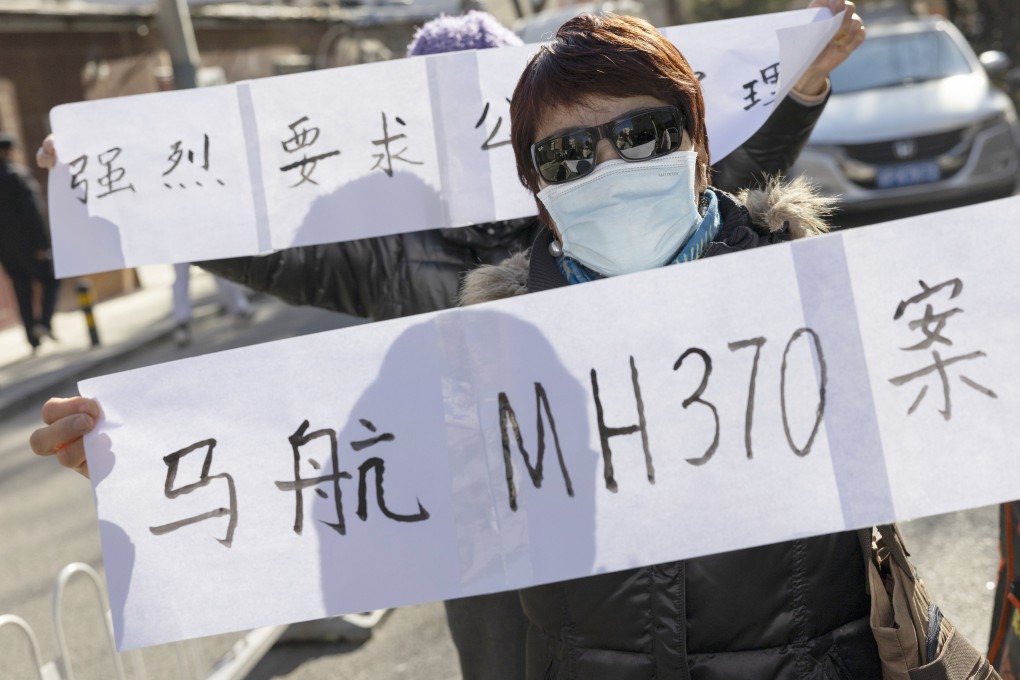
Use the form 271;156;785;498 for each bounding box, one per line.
510;13;710;199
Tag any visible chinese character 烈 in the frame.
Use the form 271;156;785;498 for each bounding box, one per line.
162;134;226;189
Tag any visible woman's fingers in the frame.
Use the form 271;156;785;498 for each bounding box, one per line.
36;133;57;170
31;397;100;480
809;0;847;12
30;410;95;457
55;438;89;475
40;396;99;426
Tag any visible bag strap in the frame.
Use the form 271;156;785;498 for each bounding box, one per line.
857;528;875;594
876;524;914;579
858;525;915;582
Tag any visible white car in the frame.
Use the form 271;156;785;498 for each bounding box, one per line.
789;17;1020;212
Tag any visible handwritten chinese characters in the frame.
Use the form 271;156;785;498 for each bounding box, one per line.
149;417;430;548
68;136;230;201
149;439;237;547
890;278;997;419
275;417;429;538
83;190;1020;651
370;112;424;177
280;116;341;187
242;57;447;249
69;148;136;204
476;98;512;151
743;62;780;110
50;11;846;278
162;134;226;189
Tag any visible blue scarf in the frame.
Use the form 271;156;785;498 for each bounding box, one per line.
555;188;722;285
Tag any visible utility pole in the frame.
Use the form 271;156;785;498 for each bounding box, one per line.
667;0;688;27
156;0;200;90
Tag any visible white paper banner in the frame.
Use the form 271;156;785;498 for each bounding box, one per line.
48;86;261;272
247;58;445;249
49;8;842;277
82;196;1020;651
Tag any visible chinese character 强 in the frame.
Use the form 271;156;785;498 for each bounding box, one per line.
69;147;137;204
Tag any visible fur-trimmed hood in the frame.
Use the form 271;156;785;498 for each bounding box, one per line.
733;175;833;239
460;177;833;307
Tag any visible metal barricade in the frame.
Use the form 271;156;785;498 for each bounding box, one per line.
0;614;63;680
52;562;127;680
2;560;291;680
206;625;287;680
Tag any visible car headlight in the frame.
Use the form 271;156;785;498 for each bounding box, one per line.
840;157;877;182
803;145;878;181
937;153;967;172
965;111;1010;138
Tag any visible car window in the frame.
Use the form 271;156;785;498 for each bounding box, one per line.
830;28;973;93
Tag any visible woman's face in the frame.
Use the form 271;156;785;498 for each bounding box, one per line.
533;94;695;192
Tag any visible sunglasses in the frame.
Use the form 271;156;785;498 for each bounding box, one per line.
531;106;686;185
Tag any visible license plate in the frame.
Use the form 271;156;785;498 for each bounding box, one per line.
875;161;941;189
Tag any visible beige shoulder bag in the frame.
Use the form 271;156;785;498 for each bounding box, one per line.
860;524;999;680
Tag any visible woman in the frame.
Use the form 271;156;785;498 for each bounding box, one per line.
30;7;869;679
460;12;880;680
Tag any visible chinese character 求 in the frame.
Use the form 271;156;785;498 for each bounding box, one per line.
371;112;423;177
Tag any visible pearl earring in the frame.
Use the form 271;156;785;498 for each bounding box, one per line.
548;239;563;257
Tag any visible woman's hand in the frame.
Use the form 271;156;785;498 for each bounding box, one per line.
795;0;866;97
29;396;100;479
36;134;56;170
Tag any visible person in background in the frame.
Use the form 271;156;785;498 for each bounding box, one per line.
170;262;254;347
0;132;60;354
456;12;874;678
31;4;864;677
152;69;256;348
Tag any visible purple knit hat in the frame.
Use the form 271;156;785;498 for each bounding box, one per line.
406;10;523;57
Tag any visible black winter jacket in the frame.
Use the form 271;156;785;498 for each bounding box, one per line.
458;181;882;680
0;158;50;273
199;94;828;320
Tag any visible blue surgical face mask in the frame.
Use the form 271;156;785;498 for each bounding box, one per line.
536;151;701;278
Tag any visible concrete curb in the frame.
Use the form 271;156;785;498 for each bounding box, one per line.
0;301;221;421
